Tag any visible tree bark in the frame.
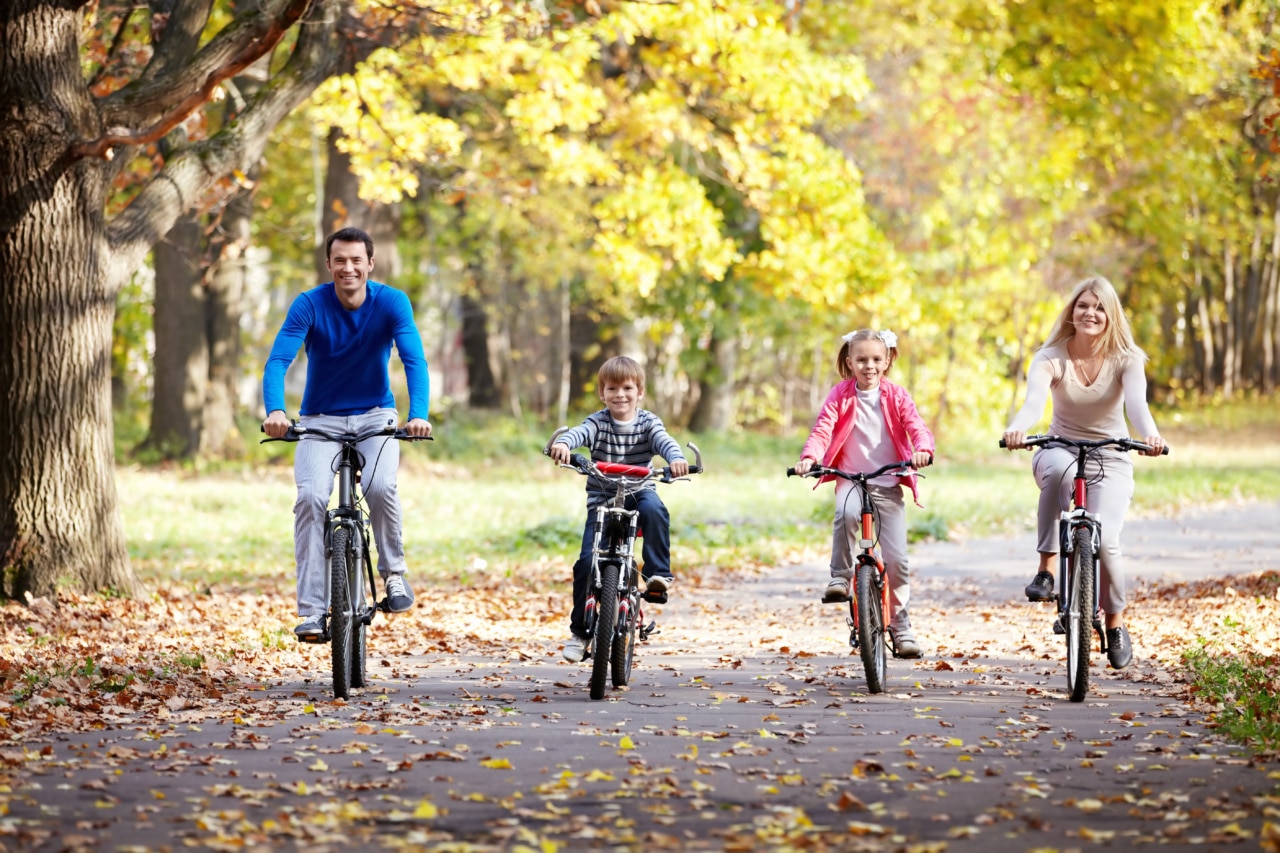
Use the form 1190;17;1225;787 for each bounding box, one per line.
0;0;134;598
688;326;739;432
459;294;501;409
0;0;339;599
146;211;208;458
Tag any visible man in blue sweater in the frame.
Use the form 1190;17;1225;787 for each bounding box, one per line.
262;227;432;638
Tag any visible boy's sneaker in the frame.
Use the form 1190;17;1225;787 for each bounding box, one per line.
385;574;415;613
1025;570;1055;602
645;574;673;596
295;615;324;639
890;626;923;659
822;578;851;603
563;634;589;662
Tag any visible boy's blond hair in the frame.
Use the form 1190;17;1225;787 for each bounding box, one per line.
597;356;646;395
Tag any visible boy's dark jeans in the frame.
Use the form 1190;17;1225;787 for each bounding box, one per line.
570;488;671;637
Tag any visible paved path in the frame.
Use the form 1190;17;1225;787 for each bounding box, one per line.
5;503;1279;851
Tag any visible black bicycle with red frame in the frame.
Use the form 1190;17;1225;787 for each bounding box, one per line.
787;459;920;694
999;434;1169;702
545;427;703;700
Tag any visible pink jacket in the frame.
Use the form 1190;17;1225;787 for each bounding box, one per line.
800;377;936;506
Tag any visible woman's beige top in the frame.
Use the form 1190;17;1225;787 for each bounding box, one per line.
1006;342;1159;440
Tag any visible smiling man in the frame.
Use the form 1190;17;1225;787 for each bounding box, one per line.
262;227;432;639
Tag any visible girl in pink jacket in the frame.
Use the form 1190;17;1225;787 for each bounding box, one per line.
794;329;936;658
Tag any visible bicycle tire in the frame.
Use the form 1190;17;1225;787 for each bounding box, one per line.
590;562;620;700
330;526;353;700
611;570;637;688
350;547;368;690
856;563;887;694
1066;525;1094;703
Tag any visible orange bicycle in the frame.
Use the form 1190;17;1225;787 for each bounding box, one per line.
788;460;918;694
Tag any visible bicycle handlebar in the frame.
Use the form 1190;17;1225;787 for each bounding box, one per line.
998;434;1169;455
260;423;434;444
786;459;922;480
544;426;704;484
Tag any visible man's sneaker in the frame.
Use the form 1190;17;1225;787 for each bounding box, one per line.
385;574;415;613
295;615;324;639
563;634;589;662
1025;570;1055;602
645;574;673;596
822;578;851;603
890;626;923;659
1106;625;1133;670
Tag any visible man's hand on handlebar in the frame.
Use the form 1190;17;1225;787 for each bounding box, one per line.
405;418;432;438
263;410;290;439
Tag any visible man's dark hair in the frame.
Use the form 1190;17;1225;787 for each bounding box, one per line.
325;227;374;261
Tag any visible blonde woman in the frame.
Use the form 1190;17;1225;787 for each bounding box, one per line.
1002;276;1166;670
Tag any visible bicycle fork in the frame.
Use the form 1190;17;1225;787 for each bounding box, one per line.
1057;511;1107;651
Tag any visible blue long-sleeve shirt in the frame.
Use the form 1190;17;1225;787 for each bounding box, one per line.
262;281;429;421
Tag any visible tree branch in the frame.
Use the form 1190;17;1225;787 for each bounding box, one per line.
69;0;313;161
138;0;216;83
103;0;343;289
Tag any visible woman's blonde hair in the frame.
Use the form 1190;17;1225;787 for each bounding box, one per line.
1043;275;1146;362
836;329;897;380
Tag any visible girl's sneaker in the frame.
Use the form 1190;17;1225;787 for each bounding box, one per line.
822;578;851;603
890;625;923;659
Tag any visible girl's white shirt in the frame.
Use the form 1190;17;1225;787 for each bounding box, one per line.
834;385;900;488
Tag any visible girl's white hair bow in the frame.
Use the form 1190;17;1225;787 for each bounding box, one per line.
840;329;898;348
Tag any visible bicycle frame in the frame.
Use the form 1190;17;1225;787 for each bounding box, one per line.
1001;433;1167;702
545;427;702;700
788;459;917;695
262;423;429;699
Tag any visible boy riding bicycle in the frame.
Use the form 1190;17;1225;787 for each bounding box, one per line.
547;356;689;662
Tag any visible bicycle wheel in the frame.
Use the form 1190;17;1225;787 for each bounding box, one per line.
1066;525;1095;703
330;526;353;700
855;563;887;694
611;573;637;688
590;562;620;700
350;546;368;690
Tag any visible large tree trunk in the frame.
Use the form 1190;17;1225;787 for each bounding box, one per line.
688;327;739;432
146;211;208;457
459;293;501;408
202;178;256;458
0;1;133;598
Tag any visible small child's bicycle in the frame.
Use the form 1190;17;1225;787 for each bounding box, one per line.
545;427;702;700
999;434;1168;702
787;459;919;695
263;423;431;700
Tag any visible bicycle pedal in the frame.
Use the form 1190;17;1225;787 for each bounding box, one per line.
298;633;329;645
641;591;668;604
639;621;659;640
1052;617;1066;635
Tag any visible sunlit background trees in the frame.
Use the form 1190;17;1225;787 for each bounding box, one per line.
5;0;1280;596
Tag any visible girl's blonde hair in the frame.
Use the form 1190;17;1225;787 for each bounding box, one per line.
837;329;897;380
1042;275;1146;362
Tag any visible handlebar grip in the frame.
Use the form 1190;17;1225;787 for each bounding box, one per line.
786;467;797;477
998;438;1007;449
1160;445;1170;455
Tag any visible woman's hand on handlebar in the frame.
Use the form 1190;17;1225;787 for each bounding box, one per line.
405;418;432;438
793;457;816;476
1001;430;1030;450
548;443;571;465
263;410;290;439
1139;434;1166;457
